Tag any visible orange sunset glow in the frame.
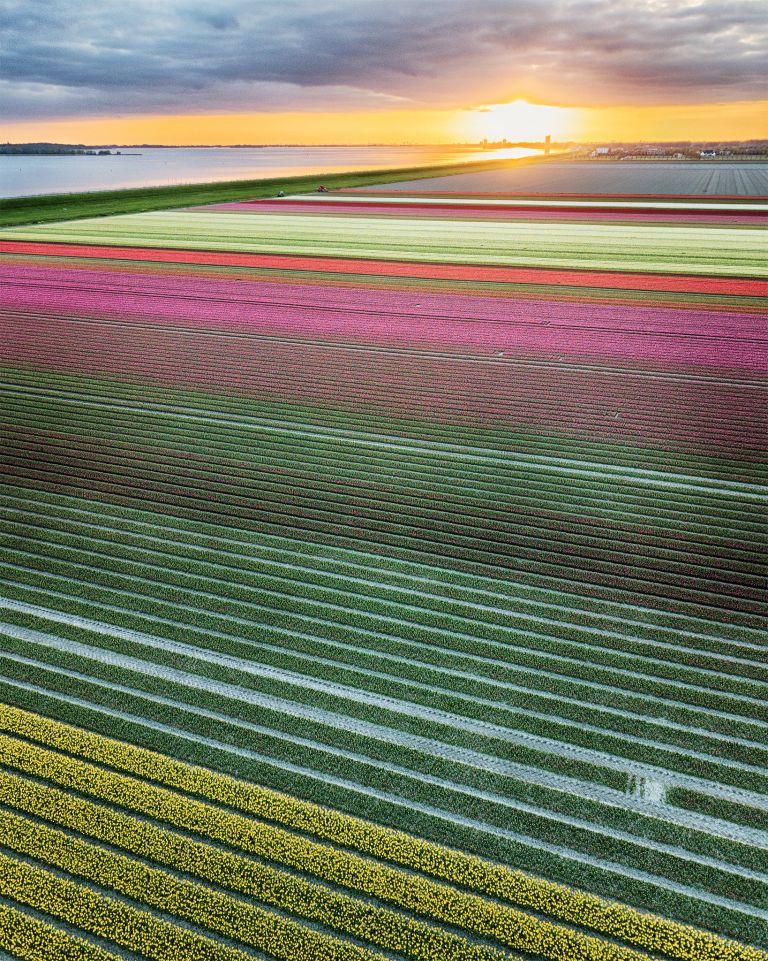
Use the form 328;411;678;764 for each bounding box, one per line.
3;99;767;146
3;1;767;146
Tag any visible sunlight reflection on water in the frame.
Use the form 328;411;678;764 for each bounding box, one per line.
0;145;542;198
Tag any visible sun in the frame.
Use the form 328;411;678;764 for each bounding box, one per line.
461;99;577;142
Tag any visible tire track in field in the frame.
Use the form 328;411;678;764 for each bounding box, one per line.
3;575;766;775
1;601;766;813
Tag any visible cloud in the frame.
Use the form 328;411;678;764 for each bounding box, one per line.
1;0;766;121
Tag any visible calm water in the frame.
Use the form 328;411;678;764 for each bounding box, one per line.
0;145;541;199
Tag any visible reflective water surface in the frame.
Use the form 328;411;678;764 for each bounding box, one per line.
0;145;541;198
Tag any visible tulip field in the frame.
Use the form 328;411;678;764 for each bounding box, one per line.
0;187;766;961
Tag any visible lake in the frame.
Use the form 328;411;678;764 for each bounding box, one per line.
0;145;541;199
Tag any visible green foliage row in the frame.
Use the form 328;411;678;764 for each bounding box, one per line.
4;548;763;744
7;440;733;580
7;404;750;537
4;388;755;545
6;388;758;530
666;789;768;833
4;504;761;694
3;363;759;484
0;571;635;792
5;463;755;630
3;402;752;527
1;476;759;651
3;436;759;627
4;518;763;710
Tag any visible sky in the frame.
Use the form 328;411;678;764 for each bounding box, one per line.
2;0;767;144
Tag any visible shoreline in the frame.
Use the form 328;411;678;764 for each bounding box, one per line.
0;154;543;229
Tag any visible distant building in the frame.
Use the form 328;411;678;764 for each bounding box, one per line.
590;146;610;157
544;134;551;156
700;150;717;158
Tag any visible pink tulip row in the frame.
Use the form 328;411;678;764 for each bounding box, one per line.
4;315;764;457
3;264;765;373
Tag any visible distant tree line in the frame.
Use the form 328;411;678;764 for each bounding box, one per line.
0;143;118;155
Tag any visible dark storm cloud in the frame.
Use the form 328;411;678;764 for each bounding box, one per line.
1;0;766;120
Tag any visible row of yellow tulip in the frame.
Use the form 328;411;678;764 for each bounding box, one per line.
0;767;516;961
0;702;763;961
0;811;393;961
0;731;644;961
0;902;121;961
0;850;287;961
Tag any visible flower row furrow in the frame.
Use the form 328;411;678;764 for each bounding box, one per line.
0;732;649;961
0;812;390;961
0;767;516;961
0;851;270;961
0;902;121;961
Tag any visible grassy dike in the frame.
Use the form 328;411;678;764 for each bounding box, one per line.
0;155;537;228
